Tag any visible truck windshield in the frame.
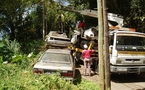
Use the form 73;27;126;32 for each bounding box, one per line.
116;35;145;51
116;36;145;46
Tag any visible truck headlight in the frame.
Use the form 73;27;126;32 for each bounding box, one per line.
116;59;122;64
143;60;145;64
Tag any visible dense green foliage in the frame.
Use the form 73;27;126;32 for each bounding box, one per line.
0;36;44;63
0;38;20;63
0;63;99;90
0;41;99;90
0;36;99;90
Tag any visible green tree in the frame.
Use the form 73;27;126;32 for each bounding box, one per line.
0;0;39;41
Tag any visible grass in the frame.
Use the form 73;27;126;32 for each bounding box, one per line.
0;63;99;90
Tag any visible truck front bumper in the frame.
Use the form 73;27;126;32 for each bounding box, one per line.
110;65;145;74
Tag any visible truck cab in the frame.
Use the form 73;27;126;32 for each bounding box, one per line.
109;29;145;74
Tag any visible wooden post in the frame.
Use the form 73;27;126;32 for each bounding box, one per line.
102;0;111;89
97;0;105;90
43;1;46;40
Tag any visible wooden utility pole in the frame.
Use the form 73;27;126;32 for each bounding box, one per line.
43;1;46;40
97;0;111;89
102;0;111;89
97;0;105;90
42;0;48;40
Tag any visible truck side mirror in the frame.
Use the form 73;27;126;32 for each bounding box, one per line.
109;45;113;49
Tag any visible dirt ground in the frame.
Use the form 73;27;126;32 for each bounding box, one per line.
75;63;99;83
76;61;145;90
76;61;99;83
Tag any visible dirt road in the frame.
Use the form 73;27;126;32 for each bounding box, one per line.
76;64;145;90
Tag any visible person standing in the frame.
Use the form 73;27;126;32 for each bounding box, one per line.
77;20;85;38
78;20;85;30
82;44;95;76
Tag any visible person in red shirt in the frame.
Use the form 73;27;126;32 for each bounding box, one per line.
82;44;95;76
78;20;85;29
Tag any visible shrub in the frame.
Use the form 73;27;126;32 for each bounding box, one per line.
0;63;99;90
20;39;45;54
0;64;76;90
0;42;13;62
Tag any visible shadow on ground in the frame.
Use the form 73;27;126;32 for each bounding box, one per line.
73;69;82;85
73;60;83;85
136;88;145;90
111;73;145;83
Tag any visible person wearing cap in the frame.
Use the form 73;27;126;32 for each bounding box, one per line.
82;44;95;76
